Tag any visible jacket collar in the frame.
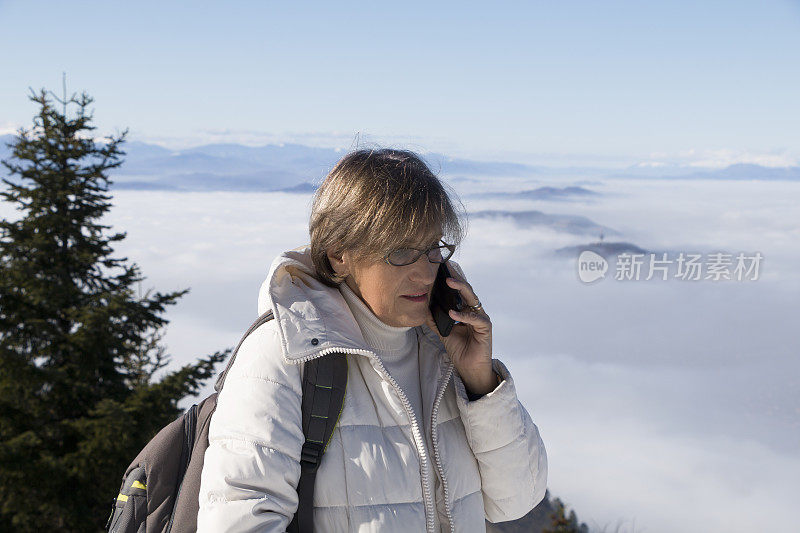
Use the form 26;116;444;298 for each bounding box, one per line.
258;244;451;363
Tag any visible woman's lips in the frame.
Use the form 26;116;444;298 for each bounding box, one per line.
401;293;427;302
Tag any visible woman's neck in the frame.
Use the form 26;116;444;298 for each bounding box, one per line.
338;281;416;354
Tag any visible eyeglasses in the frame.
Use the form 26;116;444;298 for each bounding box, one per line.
383;240;455;266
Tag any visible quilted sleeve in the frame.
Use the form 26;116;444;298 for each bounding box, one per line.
452;357;548;523
197;324;304;532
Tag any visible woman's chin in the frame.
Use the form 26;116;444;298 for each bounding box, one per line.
386;313;427;328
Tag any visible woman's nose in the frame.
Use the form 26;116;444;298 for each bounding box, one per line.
409;254;439;283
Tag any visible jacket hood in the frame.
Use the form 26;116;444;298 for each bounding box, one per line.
258;244;456;363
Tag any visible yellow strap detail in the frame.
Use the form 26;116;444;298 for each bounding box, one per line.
132;480;146;490
117;494;128;502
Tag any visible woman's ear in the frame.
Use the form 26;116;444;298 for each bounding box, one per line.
327;249;349;279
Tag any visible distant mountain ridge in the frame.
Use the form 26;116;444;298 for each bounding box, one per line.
2;135;797;192
612;162;800;181
0;135;544;192
467;185;600;202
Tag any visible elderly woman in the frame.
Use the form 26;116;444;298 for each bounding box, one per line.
197;148;547;532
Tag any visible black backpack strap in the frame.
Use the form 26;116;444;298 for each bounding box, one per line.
214;309;275;392
288;352;348;533
212;307;347;532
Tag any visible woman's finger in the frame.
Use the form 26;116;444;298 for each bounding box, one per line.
446;276;481;309
448;308;491;328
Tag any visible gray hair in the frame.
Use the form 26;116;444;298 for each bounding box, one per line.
309;147;468;287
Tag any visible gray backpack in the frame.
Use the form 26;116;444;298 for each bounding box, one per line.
106;309;348;533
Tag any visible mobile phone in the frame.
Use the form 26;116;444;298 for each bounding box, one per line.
429;262;464;337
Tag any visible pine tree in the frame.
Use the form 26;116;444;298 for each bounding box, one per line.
543;497;590;533
0;88;228;531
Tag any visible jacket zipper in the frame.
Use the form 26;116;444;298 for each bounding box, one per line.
289;346;439;533
430;359;456;533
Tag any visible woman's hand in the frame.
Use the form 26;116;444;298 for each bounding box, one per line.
424;268;497;396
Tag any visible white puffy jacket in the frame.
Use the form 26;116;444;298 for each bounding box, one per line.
197;245;548;532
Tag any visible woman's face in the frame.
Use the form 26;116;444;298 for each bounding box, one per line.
329;242;440;328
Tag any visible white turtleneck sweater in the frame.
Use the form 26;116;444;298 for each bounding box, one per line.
338;281;446;531
338;281;425;435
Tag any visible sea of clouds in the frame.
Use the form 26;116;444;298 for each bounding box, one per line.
2;166;797;532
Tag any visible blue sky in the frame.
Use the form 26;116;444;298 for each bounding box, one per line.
1;0;799;166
